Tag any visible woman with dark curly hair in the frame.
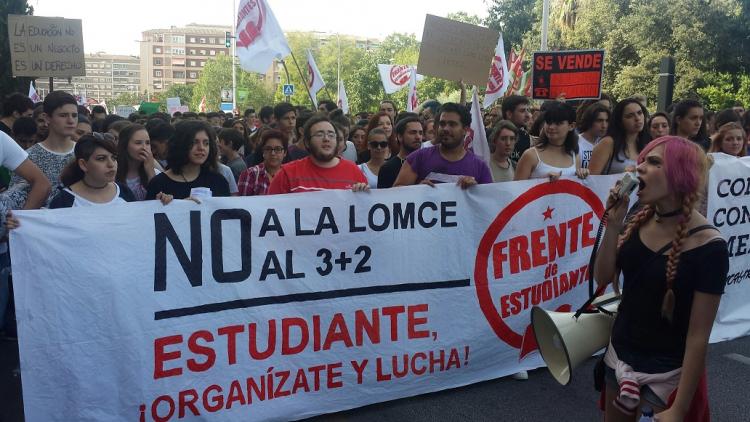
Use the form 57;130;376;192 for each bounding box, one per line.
145;120;229;200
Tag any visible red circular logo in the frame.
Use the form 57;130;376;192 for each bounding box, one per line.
473;180;604;350
390;65;410;86
486;56;505;95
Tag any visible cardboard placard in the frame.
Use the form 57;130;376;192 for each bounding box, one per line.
7;15;85;78
417;15;499;86
532;50;605;100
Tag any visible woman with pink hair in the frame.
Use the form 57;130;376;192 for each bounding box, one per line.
593;136;728;421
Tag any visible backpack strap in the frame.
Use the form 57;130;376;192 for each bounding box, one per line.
652;224;719;256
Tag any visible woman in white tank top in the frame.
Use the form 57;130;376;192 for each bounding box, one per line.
514;102;589;182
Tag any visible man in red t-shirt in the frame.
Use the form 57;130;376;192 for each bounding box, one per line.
268;114;368;194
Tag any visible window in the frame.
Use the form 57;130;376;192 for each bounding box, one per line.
189;37;196;43
199;61;205;67
153;58;162;65
154;70;162;77
171;36;184;44
154;34;164;42
172;58;185;66
173;71;185;79
199;37;206;43
154;47;162;54
189;49;196;55
199;49;206;55
189;72;198;79
209;50;216;56
171;47;185;55
189;60;197;67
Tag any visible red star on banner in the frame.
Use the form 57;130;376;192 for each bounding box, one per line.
542;206;554;220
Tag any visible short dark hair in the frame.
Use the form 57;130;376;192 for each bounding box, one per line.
329;109;350;130
395;116;421;137
296;110;315;133
2;93;34;117
395;111;419;124
78;114;91;125
91;105;106;115
102;114;125;133
578;104;610;133
318;100;337;113
538;101;579;154
167;120;218;174
77;104;91;117
302;114;334;145
146;119;175;142
437;102;471;127
259;106;274;123
714;108;741;131
380;99;396;110
273;102;295;120
244;108;255;118
43;91;77;115
501;95;530;120
60;135;117;186
12;116;37;137
218;128;245;150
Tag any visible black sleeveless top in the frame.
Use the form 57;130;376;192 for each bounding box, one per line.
611;228;728;373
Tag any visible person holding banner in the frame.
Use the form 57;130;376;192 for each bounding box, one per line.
594;136;727;421
357;128;389;189
267;114;368;194
589;98;650;175
514;102;588;182
378;116;424;188
577;104;610;169
392;103;491;188
48;135;135;208
145;121;229;201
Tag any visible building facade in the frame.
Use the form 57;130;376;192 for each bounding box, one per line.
34;53;141;102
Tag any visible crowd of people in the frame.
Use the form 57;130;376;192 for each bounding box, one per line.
0;87;746;420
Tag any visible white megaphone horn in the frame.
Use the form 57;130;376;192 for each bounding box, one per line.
531;292;620;385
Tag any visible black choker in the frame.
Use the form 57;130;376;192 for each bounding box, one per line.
82;179;109;189
655;208;681;222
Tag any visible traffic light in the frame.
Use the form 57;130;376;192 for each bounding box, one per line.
225;31;231;48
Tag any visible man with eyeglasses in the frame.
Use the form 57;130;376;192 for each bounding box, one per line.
377;116;423;189
268;114;368;194
392;103;492;189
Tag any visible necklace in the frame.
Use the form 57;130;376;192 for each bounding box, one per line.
81;179;109;190
655;208;682;222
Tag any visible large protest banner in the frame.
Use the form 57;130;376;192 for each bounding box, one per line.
7;15;85;78
707;153;750;342
10;172;748;421
532;50;604;100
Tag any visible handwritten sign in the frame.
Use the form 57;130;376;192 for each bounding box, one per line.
7;15;85;78
532;50;604;100
417;15;499;86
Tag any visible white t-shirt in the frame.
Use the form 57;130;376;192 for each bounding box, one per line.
341;141;358;162
64;185;128;207
0;131;29;171
357;163;378;189
578;135;596;169
217;163;239;194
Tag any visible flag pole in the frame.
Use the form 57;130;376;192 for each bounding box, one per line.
231;0;237;116
289;51;317;109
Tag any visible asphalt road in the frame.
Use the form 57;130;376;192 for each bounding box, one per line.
2;336;749;421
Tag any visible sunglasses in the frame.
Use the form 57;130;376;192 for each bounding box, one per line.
369;141;389;149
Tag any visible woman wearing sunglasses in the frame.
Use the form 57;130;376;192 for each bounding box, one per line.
358;128;389;189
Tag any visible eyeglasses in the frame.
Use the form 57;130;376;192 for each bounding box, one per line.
369;141;389;149
262;146;285;154
311;131;337;140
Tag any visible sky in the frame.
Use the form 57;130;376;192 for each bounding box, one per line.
30;0;491;56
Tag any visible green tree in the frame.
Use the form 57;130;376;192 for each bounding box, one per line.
154;84;194;108
193;54;275;112
111;92;141;106
0;0;34;97
446;11;484;26
485;0;537;49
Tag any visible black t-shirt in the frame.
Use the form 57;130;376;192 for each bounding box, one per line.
377;155;404;189
510;128;530;163
0;121;12;137
611;229;728;373
145;167;230;200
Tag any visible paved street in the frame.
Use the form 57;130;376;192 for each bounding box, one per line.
2;335;748;421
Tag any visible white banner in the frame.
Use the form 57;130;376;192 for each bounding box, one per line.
707;153;750;342
377;64;424;94
236;0;291;74
466;87;491;164
10;172;748;421
483;33;510;108
306;49;325;108
337;80;349;114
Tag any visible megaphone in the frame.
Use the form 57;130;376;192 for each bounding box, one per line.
531;293;620;385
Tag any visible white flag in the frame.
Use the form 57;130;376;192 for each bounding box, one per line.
337;80;349;114
100;99;109;115
407;67;418;112
377;64;425;94
483;33;511;108
236;0;291;74
466;87;491;164
28;81;40;103
306;49;325;108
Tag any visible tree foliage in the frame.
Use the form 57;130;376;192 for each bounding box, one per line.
485;0;750;109
192;54;275;112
